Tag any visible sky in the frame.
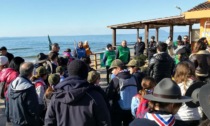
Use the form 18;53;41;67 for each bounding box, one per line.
0;0;206;37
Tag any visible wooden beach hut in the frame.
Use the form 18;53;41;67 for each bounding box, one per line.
107;0;210;48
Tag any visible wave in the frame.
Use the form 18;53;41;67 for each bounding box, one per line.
10;47;32;50
23;55;37;58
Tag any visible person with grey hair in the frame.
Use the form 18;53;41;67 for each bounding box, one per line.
6;62;40;126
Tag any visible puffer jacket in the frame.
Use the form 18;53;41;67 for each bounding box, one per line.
45;76;111;126
189;50;210;76
148;52;175;83
0;68;19;98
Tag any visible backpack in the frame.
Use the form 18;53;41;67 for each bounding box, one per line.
135;94;149;118
117;76;137;110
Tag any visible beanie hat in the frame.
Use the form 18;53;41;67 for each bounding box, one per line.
48;74;60;86
107;44;112;49
68;60;88;79
0;56;8;66
87;71;100;84
36;66;48;76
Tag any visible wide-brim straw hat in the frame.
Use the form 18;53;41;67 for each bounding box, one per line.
36;53;48;63
199;84;210;119
144;78;192;103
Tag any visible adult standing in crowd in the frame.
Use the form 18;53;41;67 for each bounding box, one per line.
103;44;116;84
7;62;40;126
106;59;137;126
0;57;25;125
73;41;86;59
0;46;14;63
116;40;130;64
45;60;111;126
50;43;60;55
189;39;210;77
83;40;93;57
166;36;174;57
134;36;145;56
183;35;191;55
147;36;157;61
148;42;174;83
0;56;9;72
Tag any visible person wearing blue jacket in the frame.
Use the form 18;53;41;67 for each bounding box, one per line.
73;41;86;59
45;60;111;126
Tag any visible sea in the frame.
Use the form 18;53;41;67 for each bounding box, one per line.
0;32;187;62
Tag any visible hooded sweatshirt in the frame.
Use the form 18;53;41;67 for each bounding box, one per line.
45;76;111;126
7;76;39;126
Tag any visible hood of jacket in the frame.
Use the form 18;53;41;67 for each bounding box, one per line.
53;76;90;104
10;76;33;99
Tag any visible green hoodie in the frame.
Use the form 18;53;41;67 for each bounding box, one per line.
104;50;116;66
117;46;130;63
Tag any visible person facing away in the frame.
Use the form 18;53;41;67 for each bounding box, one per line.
7;62;40;126
0;56;9;72
43;73;60;109
173;62;202;126
116;40;130;64
0;46;14;63
131;77;156;118
48;52;58;73
148;42;175;83
134;36;145;56
129;78;192;126
56;66;65;82
106;59;137;126
83;40;93;56
45;60;111;126
126;59;145;91
103;44;116;84
73;41;87;59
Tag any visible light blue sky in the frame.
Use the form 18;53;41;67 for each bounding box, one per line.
0;0;206;37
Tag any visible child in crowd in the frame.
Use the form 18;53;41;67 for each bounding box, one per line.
127;59;145;91
56;66;65;82
130;78;192;126
87;71;100;85
63;48;74;63
31;66;48;125
174;62;202;126
131;77;156;118
44;74;60;108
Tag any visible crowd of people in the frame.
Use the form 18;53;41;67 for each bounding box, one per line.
0;36;210;126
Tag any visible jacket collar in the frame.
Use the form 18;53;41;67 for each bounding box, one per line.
196;50;209;55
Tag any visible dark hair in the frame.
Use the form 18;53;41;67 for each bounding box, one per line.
49;52;58;61
177;35;182;41
193;40;207;53
80;56;91;65
0;46;7;51
9;57;25;72
107;44;112;49
157;42;167;52
177;40;184;46
19;62;34;77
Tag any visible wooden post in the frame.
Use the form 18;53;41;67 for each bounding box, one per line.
170;25;174;41
155;27;159;42
137;28;139;42
144;24;149;48
94;54;97;69
112;28;116;47
189;24;192;44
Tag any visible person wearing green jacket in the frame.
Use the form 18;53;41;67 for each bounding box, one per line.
103;44;116;83
116;40;130;64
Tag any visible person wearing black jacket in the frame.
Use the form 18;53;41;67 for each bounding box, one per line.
134;37;145;56
45;60;111;126
148;42;174;83
0;46;14;63
147;36;157;61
